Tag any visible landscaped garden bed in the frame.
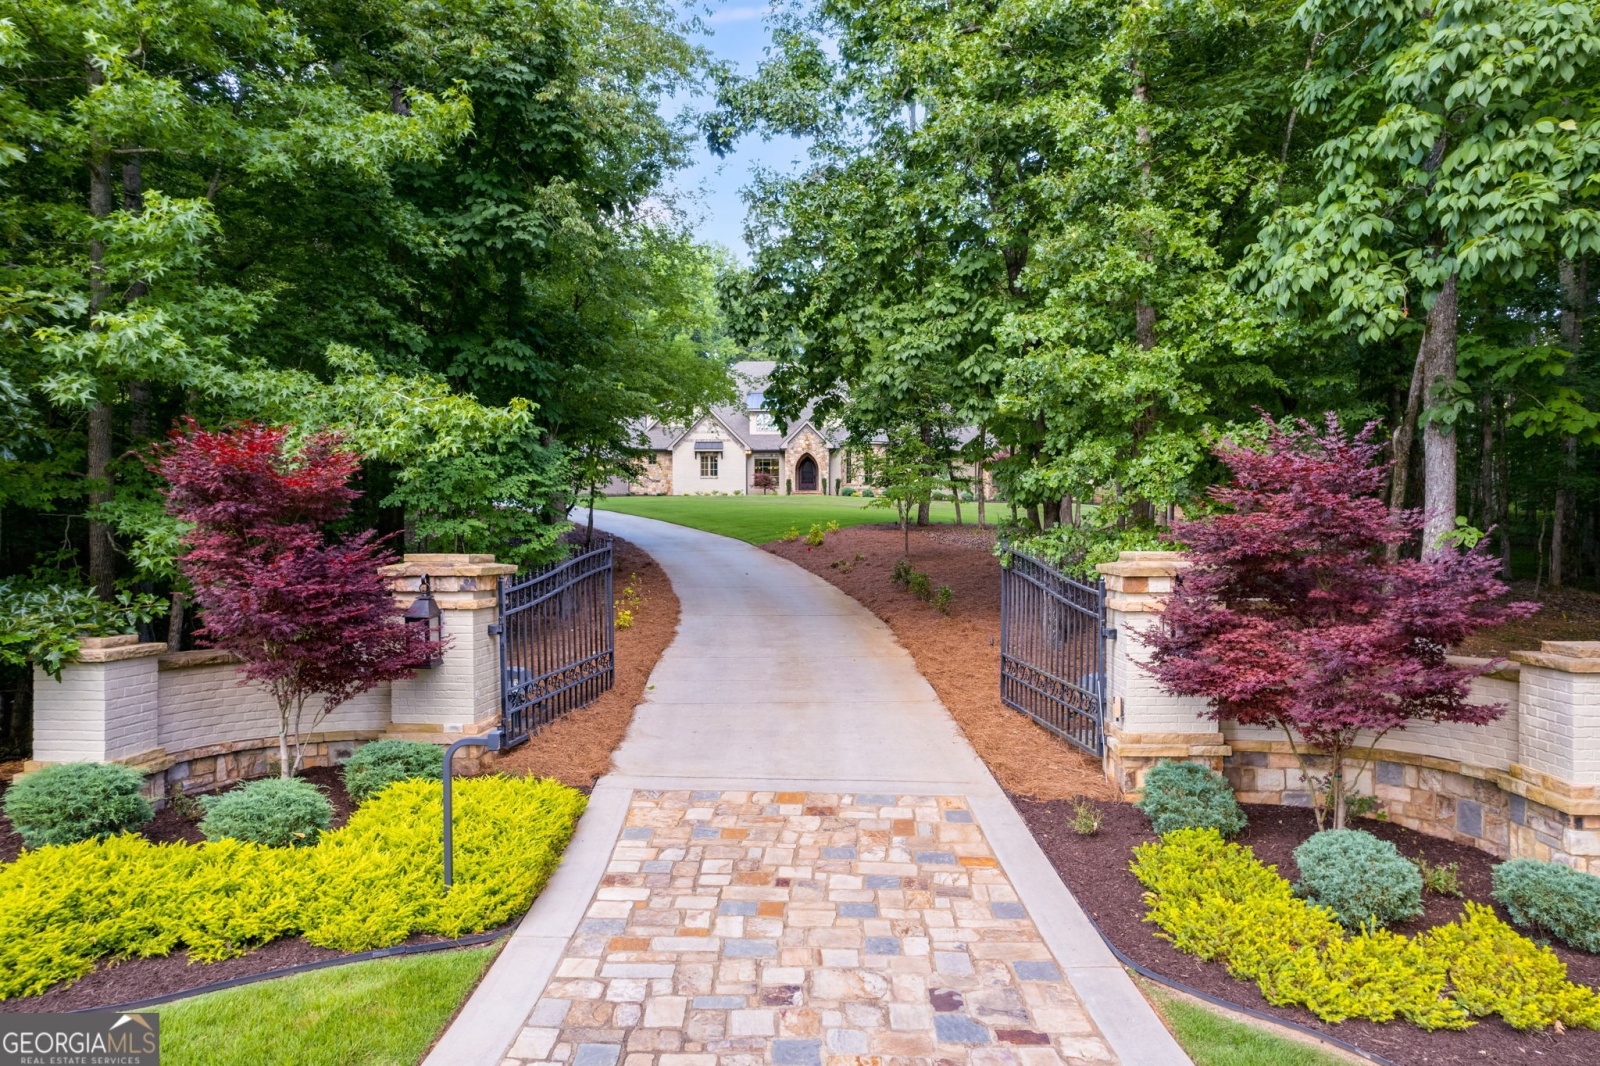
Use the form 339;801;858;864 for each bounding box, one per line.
0;769;583;1012
1014;794;1600;1066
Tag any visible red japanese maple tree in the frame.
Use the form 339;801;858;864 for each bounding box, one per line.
1144;414;1534;829
158;421;445;777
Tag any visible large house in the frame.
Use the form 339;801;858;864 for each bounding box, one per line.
618;361;865;496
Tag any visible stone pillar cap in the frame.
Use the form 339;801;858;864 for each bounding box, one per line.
378;555;517;579
73;636;168;662
1511;641;1600;672
1096;551;1190;579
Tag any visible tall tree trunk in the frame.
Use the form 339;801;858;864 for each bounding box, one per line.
167;591;185;652
585;481;598;547
86;61;116;599
1389;343;1428;516
916;422;932;527
1553;258;1587;587
1420;273;1460;559
1132;72;1157;350
123;156;153;442
975;425;988;529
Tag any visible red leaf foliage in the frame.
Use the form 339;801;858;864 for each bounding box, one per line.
1143;414;1536;753
157;421;445;733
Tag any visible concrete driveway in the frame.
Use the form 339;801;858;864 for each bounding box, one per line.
427;512;1189;1066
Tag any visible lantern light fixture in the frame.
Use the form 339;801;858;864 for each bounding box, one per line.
404;574;445;668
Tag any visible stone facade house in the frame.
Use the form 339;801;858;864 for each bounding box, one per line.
618;362;869;496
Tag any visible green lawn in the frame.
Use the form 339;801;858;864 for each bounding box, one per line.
156;944;498;1066
591;493;975;543
1144;984;1358;1066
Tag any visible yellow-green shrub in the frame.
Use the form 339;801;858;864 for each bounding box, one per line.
0;776;584;1000
1132;828;1600;1031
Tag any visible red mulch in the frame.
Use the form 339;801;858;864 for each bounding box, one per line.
1013;795;1600;1065
1456;581;1600;657
765;524;1116;801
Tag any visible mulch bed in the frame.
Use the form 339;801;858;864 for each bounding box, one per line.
1013;795;1600;1066
765;524;1115;801
0;765;409;1013
1456;580;1600;657
494;534;680;787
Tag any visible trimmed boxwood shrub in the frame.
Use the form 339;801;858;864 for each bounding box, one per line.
1493;858;1600;953
0;776;585;999
3;762;153;848
1134;828;1600;1031
342;740;444;803
1137;760;1247;837
1293;829;1423;929
198;778;333;848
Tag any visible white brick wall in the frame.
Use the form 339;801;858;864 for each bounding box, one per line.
1107;606;1214;734
1114;610;1531;779
390;606;499;729
156;662;390;753
33;657;161;763
1519;666;1600;785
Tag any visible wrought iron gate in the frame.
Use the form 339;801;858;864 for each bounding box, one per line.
999;545;1111;756
494;539;615;747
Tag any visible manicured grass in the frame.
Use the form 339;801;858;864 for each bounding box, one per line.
157;944;498;1066
591;493;974;543
1145;984;1358;1066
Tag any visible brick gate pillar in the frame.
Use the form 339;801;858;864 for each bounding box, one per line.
1095;551;1228;796
380;554;517;743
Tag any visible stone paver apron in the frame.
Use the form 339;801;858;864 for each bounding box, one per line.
505;791;1108;1066
427;512;1189;1066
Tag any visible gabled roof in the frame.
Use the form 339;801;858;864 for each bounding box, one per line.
665;410;750;451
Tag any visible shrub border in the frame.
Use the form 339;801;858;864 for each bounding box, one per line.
66;923;515;1014
1069;880;1400;1065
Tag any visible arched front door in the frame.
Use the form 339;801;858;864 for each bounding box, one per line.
796;455;819;492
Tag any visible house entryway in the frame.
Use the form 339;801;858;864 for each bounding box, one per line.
796;454;819;491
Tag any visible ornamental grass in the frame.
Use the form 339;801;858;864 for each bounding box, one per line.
0;776;584;999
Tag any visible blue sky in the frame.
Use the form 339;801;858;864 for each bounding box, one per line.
663;2;812;261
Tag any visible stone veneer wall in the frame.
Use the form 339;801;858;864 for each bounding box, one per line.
1097;551;1600;874
29;553;514;802
632;452;672;495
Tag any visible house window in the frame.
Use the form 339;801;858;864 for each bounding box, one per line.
699;452;719;478
750;412;777;434
754;457;780;478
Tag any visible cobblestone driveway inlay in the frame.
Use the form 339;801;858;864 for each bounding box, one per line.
503;791;1116;1066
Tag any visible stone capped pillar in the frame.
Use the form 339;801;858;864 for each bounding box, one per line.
1095;551;1226;795
31;635;166;766
380;553;517;739
1507;641;1600;866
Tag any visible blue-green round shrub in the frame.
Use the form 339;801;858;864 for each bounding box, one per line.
198;778;332;848
1293;829;1422;928
3;762;153;848
860;488;876;498
1137;760;1247;837
1493;858;1600;952
341;740;444;802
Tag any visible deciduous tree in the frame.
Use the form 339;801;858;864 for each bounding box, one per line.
158;422;444;777
1144;414;1534;829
